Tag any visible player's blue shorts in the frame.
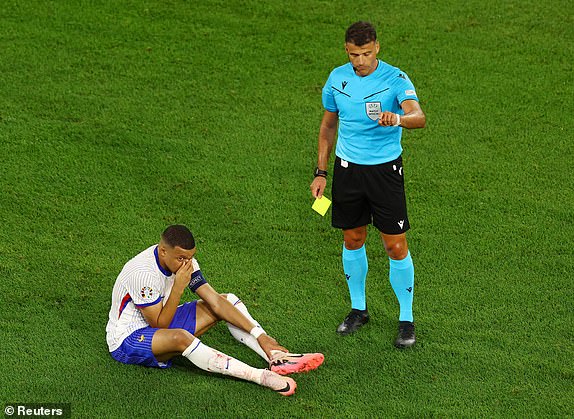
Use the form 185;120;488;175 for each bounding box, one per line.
110;301;198;368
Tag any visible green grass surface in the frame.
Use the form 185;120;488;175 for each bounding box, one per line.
1;0;573;417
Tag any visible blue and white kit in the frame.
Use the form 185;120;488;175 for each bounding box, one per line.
106;245;207;353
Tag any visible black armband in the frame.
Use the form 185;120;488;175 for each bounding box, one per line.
189;270;208;293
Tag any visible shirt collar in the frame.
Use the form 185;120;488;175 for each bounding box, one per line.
154;245;172;276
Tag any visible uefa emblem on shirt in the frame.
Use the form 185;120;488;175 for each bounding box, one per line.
140;286;154;299
365;102;381;121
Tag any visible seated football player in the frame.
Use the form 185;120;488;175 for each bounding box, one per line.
106;224;324;396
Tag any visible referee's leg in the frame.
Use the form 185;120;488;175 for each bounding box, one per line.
336;226;370;335
381;232;416;348
381;232;408;260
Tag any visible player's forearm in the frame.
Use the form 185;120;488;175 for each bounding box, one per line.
154;288;185;328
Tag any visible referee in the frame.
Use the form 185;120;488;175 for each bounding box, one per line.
310;21;426;348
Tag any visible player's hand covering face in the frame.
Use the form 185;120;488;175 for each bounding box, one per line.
160;244;196;274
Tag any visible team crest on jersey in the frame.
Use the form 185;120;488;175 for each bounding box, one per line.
140;286;154;299
365;102;381;121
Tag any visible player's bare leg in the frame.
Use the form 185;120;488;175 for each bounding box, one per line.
193;300;222;337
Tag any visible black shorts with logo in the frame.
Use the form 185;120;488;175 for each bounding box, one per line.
331;155;410;234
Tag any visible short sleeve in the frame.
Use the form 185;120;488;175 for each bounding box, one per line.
126;273;163;307
322;74;338;112
395;72;419;104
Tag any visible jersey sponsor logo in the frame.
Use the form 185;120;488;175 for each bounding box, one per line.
140;286;154;299
405;89;417;96
365;102;381;121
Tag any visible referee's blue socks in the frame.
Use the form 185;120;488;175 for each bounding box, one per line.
389;251;414;322
342;244;368;311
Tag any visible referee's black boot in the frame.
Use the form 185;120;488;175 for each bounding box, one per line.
336;309;369;335
394;321;416;348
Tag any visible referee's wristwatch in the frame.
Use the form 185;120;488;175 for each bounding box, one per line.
314;167;328;178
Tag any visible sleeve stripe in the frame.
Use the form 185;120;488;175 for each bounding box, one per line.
118;294;132;319
134;296;162;308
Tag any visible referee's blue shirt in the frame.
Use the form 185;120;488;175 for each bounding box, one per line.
322;59;419;165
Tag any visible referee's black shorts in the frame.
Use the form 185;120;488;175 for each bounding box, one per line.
331;155;410;234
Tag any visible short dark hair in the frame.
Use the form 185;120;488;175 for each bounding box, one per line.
345;21;377;46
161;225;196;250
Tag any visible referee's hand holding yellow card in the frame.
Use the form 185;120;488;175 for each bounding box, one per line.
312;196;331;216
310;167;330;216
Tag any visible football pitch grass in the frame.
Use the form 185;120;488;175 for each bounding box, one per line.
1;0;572;417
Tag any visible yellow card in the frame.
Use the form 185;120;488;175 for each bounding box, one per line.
312;196;332;216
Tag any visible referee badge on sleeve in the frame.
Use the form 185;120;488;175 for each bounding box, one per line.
365;102;381;121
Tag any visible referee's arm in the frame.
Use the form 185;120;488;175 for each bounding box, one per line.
317;110;338;170
311;110;338;198
399;99;425;129
379;99;426;129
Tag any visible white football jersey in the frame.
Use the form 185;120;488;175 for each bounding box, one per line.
105;245;202;351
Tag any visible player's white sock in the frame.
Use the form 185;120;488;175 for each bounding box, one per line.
225;293;270;362
269;349;290;360
182;339;264;384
